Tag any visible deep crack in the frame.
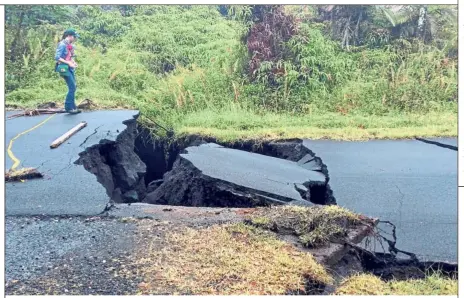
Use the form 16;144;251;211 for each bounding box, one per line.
75;119;335;207
75;114;147;203
376;220;418;261
394;185;404;229
415;137;457;151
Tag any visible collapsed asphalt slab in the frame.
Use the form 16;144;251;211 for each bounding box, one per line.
5;110;140;216
143;143;333;207
303;138;457;262
5;111;458;294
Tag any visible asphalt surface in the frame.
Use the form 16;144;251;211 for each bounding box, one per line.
5;110;139;216
183;143;326;203
5;110;142;291
5;216;138;283
303;138;457;262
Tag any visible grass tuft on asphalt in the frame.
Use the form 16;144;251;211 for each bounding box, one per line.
249;205;365;248
335;273;458;295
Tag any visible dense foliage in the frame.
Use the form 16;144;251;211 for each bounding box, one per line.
5;5;457;124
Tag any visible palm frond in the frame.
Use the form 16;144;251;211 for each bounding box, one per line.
380;6;416;27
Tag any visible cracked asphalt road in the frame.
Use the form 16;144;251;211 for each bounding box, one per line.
5;110;139;216
5;110;457;293
303;138;457;262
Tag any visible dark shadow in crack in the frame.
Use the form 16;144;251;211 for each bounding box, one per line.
415;137;457;151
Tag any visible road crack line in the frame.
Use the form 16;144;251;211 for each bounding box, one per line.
395;185;404;229
79;125;103;148
52;155;76;177
415;137;457;151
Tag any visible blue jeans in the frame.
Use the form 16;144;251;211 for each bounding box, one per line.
63;71;77;111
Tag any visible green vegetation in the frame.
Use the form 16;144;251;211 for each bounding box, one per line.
335;273;458;295
249;205;363;248
5;5;457;140
174;109;456;141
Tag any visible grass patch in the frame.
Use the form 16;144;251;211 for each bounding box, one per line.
171;108;457;142
7;98;456;141
248;205;365;248
335;273;458;295
133;223;331;295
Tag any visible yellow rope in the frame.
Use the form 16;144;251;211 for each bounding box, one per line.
7;114;56;171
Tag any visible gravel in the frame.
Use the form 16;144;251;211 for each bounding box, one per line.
5;216;141;294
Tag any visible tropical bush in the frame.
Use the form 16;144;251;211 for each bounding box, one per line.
5;5;457;124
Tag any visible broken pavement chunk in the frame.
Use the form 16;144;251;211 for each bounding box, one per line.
298;154;323;171
146;179;164;193
75;115;146;203
144;143;334;207
297;153;315;165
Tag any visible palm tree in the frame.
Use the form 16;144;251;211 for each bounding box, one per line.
378;5;457;42
316;5;456;49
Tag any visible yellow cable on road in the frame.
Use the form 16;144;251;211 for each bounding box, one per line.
7;114;56;171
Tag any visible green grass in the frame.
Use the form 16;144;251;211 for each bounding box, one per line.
248;205;364;248
170;107;457;141
7;94;456;141
335;273;457;295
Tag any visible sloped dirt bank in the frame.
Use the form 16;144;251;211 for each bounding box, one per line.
5;206;457;295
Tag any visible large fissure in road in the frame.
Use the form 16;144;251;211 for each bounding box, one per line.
75;117;147;203
75;115;335;207
72;114;457;286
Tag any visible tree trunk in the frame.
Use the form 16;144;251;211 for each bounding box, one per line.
341;15;352;50
354;10;363;46
417;6;427;41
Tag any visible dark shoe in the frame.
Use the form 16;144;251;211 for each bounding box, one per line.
66;109;81;114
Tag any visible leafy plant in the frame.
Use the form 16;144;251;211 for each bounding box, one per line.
4;4;457;121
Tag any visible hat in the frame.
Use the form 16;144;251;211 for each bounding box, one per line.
64;28;80;38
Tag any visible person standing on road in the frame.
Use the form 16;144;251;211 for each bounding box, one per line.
55;28;81;114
